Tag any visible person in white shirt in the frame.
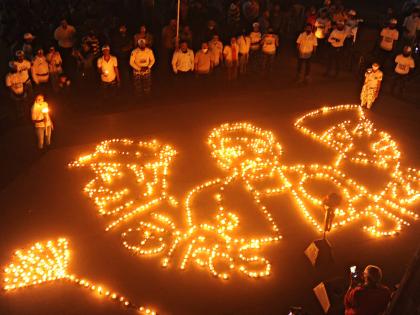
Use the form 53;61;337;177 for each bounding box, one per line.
249;22;262;72
315;9;332;60
296;24;318;83
209;34;223;69
13;50;32;96
223;37;239;80
46;46;63;92
237;30;251;74
97;45;120;96
360;63;383;109
54;19;76;65
391;46;415;97
261;28;278;75
324;21;346;77
130;39;155;96
31;48;50;86
31;94;53;149
378;19;399;68
402;9;420;45
172;41;194;74
5;62;28;118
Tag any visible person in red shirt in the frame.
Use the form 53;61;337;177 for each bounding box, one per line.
344;265;391;315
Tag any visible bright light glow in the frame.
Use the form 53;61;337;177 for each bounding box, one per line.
69;105;418;280
3;238;156;315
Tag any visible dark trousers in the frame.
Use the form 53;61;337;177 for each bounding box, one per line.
391;73;408;96
262;53;276;74
376;48;393;71
325;46;343;77
297;57;312;77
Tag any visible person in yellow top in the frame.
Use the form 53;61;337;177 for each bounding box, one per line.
31;94;53;149
360;63;383;109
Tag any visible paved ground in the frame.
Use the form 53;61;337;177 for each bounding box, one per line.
0;44;419;315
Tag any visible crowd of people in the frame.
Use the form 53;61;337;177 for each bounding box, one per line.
0;0;419;146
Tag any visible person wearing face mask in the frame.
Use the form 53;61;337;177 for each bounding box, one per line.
360;63;383;109
172;41;194;75
130;39;155;97
237;29;251;75
391;46;415;97
31;48;50;88
223;37;239;81
377;19;399;69
194;42;213;76
324;21;346;77
296;24;318;83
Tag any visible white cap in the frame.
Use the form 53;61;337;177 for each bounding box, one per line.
252;22;260;28
15;50;24;57
389;18;398;24
137;38;146;46
23;33;35;40
101;45;110;51
348;10;356;16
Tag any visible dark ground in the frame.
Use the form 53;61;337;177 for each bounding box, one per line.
0;40;419;315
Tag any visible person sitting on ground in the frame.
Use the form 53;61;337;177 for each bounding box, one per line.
344;265;391;315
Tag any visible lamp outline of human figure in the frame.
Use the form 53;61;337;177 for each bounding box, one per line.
70;105;419;280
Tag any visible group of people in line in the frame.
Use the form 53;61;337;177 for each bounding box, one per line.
2;1;419;149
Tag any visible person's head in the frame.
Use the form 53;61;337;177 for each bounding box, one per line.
35;94;44;103
201;42;209;53
23;33;35;43
389;18;397;29
386;7;394;15
403;45;412;57
320;8;328;18
267;27;274;35
140;25;147;34
212;34;220;42
102;45;110;57
305;24;313;34
207;20;216;30
363;265;382;286
36;48;44;57
138;39;146;49
119;24;127;34
180;41;188;52
309;6;316;15
60;19;68;29
183;25;191;33
169;19;177;29
81;42;90;52
230;37;237;45
49;46;56;54
252;22;260;32
372;62;380;72
411;9;419;18
15;50;24;62
348;9;356;19
263;10;270;19
336;21;345;30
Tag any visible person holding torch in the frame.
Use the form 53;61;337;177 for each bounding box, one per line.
31;94;53;149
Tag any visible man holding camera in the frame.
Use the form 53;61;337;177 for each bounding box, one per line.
344;265;391;315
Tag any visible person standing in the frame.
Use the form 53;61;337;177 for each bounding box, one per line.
344;10;360;70
209;34;223;71
260;28;278;75
46;46;63;92
249;22;262;73
315;9;332;60
296;24;318;83
194;42;213;77
97;45;120;97
324;21;346;77
402;9;420;46
5;62;28;119
172;41;194;75
237;30;251;75
223;37;239;81
22;33;36;60
54;19;76;66
13;50;32;97
360;63;383;109
31;94;53;150
31;48;50;90
391;46;415;97
377;19;399;69
112;25;133;87
130;39;155;97
344;265;391;315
